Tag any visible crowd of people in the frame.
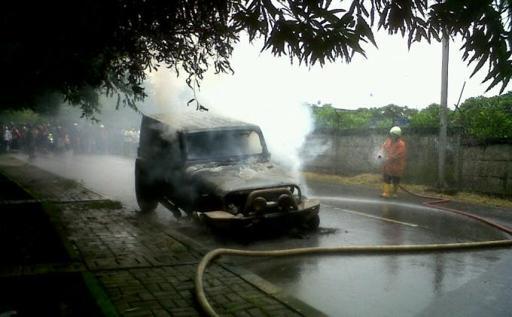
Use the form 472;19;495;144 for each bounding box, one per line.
1;122;139;158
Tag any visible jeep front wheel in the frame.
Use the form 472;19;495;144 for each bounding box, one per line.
303;214;320;231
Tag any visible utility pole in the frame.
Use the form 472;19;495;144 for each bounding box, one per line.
439;33;449;189
333;108;344;175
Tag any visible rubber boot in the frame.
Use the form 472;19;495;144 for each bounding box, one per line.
380;183;390;198
391;184;399;198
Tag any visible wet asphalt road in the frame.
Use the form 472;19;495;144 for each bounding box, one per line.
17;153;512;317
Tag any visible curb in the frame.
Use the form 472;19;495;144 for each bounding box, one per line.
0;169;121;316
0;156;326;316
160;226;327;316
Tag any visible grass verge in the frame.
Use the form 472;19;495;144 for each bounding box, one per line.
302;172;512;209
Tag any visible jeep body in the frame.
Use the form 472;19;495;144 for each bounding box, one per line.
135;112;320;230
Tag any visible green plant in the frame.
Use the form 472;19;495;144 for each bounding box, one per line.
0;109;43;125
409;103;442;128
457;92;512;140
311;104;417;130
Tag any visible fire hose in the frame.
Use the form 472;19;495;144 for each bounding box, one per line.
195;188;512;317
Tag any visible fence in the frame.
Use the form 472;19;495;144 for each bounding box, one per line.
300;128;512;197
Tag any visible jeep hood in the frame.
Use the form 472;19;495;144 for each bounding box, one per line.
186;162;298;195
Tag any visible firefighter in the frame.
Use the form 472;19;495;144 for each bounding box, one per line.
379;126;407;198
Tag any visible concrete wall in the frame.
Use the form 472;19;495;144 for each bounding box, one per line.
300;129;512;196
461;144;512;196
300;131;384;175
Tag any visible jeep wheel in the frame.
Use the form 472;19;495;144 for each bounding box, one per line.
303;214;320;231
135;163;159;212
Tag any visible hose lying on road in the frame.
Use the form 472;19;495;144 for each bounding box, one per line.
195;188;512;317
399;185;512;235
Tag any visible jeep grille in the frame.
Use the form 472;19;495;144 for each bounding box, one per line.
225;185;301;215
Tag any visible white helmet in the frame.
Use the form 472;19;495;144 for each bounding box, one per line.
390;126;401;136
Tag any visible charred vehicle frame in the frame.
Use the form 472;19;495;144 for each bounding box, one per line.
135;112;320;230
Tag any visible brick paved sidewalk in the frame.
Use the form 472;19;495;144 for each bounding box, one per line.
0;155;325;317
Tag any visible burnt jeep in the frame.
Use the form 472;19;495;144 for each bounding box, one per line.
135;112;320;230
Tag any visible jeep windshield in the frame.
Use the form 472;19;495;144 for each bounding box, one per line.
184;129;264;161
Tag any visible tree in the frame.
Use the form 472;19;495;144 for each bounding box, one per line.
377;104;417;125
457;92;512;140
409;103;442;127
2;1;512;116
310;103;418;130
311;103;338;129
0;109;43;126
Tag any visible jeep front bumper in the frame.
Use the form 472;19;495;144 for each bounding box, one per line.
195;199;320;230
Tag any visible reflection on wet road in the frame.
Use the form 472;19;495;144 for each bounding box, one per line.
17;153;512;316
243;196;510;316
325;204;420;227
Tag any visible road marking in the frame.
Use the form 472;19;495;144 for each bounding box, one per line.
324;204;419;227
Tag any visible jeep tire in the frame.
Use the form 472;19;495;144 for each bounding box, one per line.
303;214;320;230
135;162;159;212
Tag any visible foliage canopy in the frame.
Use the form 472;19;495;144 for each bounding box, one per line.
2;0;512;115
310;91;512;141
312;103;418;129
457;92;512;140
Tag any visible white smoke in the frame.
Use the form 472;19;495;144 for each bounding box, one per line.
142;51;316;179
198;86;313;173
143;68;190;116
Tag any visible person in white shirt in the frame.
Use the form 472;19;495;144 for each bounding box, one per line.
3;126;12;152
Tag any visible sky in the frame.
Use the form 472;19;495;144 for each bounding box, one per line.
161;31;511;112
140;30;511;171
